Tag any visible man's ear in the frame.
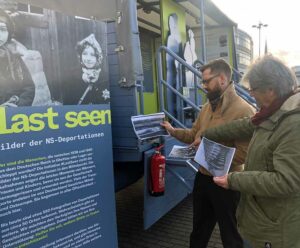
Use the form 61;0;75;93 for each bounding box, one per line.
219;73;227;86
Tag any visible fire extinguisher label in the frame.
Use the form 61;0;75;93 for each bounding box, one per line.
158;164;165;188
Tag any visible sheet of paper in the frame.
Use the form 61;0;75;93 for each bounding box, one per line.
168;145;196;159
131;112;169;141
194;137;236;176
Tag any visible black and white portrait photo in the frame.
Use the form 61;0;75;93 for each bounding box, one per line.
0;1;110;107
62;33;110;105
59;16;109;105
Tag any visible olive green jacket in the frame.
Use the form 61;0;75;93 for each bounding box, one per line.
204;90;300;247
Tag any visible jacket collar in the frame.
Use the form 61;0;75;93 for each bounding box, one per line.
219;81;238;114
259;89;300;130
280;89;300;111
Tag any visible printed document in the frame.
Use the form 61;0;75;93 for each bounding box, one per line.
194;137;236;176
131;112;168;140
168;145;196;159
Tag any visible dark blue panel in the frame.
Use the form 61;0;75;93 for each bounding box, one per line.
0;105;117;247
114;161;144;191
111;116;133;127
108;54;119;65
109;76;120;87
107;22;116;33
111;127;136;138
110;85;136;96
113;148;143;162
111;107;136;118
112;128;137;141
107;21;139;156
143;137;196;229
107;32;117;42
110;95;136;107
108;64;120;76
108;44;117;54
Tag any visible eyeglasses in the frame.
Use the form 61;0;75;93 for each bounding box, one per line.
201;74;219;85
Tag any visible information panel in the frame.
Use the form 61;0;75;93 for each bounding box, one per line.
0;105;117;248
0;3;117;248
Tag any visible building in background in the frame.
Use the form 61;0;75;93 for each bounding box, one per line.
235;29;253;74
192;27;253;76
193;26;234;66
292;66;300;86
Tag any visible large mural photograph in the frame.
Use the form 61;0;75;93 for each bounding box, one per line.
0;2;117;248
0;2;110;107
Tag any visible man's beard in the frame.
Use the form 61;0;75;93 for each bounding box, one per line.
207;88;222;102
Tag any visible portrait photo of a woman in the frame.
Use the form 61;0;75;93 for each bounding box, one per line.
63;33;110;105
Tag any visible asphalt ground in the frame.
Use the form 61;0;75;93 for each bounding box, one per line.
116;178;223;248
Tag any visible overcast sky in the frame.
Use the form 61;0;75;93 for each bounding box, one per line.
212;0;300;67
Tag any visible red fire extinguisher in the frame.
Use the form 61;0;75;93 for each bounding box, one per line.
149;145;165;196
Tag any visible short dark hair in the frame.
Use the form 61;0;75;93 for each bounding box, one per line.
243;55;297;98
200;58;232;81
0;9;13;42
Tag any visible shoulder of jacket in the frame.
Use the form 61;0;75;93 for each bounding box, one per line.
199;102;210;113
233;96;255;113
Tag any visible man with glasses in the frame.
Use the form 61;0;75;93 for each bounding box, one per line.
161;58;255;248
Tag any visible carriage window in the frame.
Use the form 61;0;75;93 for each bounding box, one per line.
17;3;43;14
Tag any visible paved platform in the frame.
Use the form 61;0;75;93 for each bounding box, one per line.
116;178;223;248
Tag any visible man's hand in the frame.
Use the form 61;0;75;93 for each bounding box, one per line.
213;175;229;189
160;121;174;135
189;137;201;149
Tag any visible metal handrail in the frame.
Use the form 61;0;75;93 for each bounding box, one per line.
156;46;257;128
160;78;199;128
232;67;243;78
232;67;258;109
235;84;258;109
156;46;206;128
